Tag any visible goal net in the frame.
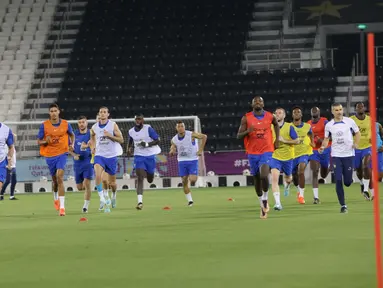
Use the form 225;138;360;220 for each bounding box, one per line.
4;116;206;185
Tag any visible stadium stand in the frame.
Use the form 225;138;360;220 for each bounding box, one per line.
56;0;337;152
0;0;58;123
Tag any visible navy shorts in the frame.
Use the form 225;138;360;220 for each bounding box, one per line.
269;158;293;176
369;151;383;172
248;152;272;175
309;148;331;168
134;155;156;175
354;148;371;169
292;155;310;174
45;154;68;176
94;156;118;176
0;158;7;183
178;160;198;177
74;161;94;184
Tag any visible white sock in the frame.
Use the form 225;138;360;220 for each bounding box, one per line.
284;182;290;190
262;191;269;200
273;192;281;206
53;192;58;200
371;188;375;197
185;193;193;202
59;196;65;209
138;194;143;203
258;196;263;207
83;200;90;209
359;179;364;185
299;187;305;198
313;188;319;199
98;190;105;202
112;191;116;200
362;179;370;192
104;189;110;198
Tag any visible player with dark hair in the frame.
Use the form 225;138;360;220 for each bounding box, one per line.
69;116;94;213
0;135;17;201
90;107;124;213
350;102;372;200
291;106;314;204
128;114;161;210
37;103;75;216
237;96;279;219
170;121;207;206
307;107;330;204
269;107;299;212
320;103;360;213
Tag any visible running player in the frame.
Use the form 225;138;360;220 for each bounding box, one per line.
0;123;15;199
307;107;331;204
371;122;383;200
237;96;280;219
170;121;207;206
319;103;360;213
0;141;17;200
37;103;75;216
90;107;124;212
291;106;314;204
128;114;161;210
350;102;371;200
269;108;299;211
70;116;93;213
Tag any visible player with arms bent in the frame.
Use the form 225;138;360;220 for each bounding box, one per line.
237;96;280;219
350;102;372;200
319;103;360;213
291;106;314;204
128;114;161;210
37;104;75;216
269;108;299;211
70;116;94;213
0;123;15;199
307;107;330;204
90;107;124;212
170;121;207;206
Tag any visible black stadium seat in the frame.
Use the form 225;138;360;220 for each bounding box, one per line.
57;0;337;151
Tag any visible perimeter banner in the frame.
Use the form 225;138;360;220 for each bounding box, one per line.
16;151;247;181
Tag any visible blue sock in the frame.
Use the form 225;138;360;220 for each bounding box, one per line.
336;180;345;206
96;183;103;192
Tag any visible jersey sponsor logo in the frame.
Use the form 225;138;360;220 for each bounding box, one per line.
359;127;367;135
335;130;345;144
254;127;268;139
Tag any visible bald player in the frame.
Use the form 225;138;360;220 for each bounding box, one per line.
307;107;331;204
237;96;279;219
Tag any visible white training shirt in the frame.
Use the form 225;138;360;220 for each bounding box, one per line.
171;130;199;162
325;117;359;157
128;124;161;157
92;120;121;158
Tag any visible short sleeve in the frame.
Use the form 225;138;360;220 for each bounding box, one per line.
67;123;74;134
350;119;359;133
37;124;45;140
325;123;330;138
148;127;159;140
308;127;313;134
324;120;328;125
289;126;298;139
6;129;14;146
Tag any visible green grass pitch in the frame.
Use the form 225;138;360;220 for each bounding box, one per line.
0;184;379;288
